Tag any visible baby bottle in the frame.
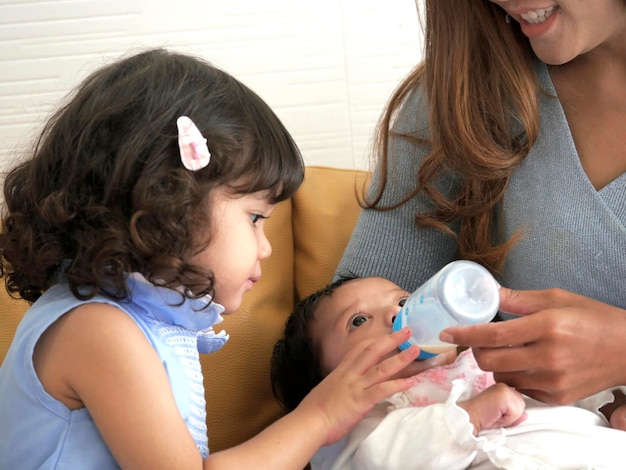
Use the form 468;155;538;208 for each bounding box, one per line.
392;260;499;360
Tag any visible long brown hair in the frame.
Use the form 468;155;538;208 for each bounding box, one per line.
367;0;540;273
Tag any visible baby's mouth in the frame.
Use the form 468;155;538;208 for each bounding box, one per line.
519;5;558;24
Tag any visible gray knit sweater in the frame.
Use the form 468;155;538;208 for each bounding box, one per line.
336;63;626;310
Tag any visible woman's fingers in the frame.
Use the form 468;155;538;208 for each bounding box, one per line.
498;287;579;316
440;315;537;349
439;288;578;348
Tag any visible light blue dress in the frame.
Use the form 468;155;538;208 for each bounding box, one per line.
0;273;228;469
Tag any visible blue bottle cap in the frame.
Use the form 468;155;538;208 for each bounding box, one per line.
392;313;438;360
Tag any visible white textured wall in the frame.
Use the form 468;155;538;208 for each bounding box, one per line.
0;0;423;173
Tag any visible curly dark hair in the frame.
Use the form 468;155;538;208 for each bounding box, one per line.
0;48;304;303
270;275;358;412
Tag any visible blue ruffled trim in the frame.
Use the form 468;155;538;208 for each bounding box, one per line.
127;273;229;353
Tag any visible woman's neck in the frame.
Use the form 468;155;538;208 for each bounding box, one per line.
549;42;626;190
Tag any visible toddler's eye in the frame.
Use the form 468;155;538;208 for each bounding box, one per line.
250;214;266;225
350;315;368;329
399;297;407;307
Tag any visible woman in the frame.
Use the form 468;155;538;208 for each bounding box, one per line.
336;0;626;416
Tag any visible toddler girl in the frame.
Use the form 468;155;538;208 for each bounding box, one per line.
0;48;420;469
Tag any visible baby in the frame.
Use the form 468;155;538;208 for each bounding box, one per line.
271;275;626;469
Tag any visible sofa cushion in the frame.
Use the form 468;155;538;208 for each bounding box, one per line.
0;288;28;362
293;166;370;300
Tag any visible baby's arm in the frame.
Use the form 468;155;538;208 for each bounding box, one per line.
340;381;527;469
457;382;527;435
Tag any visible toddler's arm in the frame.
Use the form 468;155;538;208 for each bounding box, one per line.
204;327;421;468
458;382;527;435
40;303;419;470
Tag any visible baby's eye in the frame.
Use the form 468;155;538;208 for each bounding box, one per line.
398;297;407;307
350;314;369;329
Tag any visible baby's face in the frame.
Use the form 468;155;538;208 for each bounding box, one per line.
313;277;456;379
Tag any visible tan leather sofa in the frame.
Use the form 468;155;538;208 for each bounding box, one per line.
0;165;370;454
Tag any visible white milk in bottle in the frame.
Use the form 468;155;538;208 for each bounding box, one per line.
392;260;499;359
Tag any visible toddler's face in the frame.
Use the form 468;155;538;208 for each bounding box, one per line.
190;187;275;314
312;277;455;379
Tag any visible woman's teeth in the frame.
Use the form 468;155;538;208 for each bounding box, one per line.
520;6;557;24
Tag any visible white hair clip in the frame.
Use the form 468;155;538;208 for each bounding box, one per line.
177;116;211;171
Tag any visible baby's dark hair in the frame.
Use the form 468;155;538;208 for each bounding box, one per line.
1;48;304;302
271;274;358;412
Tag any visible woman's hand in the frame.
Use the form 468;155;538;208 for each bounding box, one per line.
440;287;626;405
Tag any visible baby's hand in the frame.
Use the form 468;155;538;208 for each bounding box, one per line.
608;404;626;431
600;390;626;431
297;328;420;445
458;383;527;435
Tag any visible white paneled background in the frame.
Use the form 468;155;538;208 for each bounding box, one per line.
0;0;424;174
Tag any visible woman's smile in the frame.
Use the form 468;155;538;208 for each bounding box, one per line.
519;5;558;24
